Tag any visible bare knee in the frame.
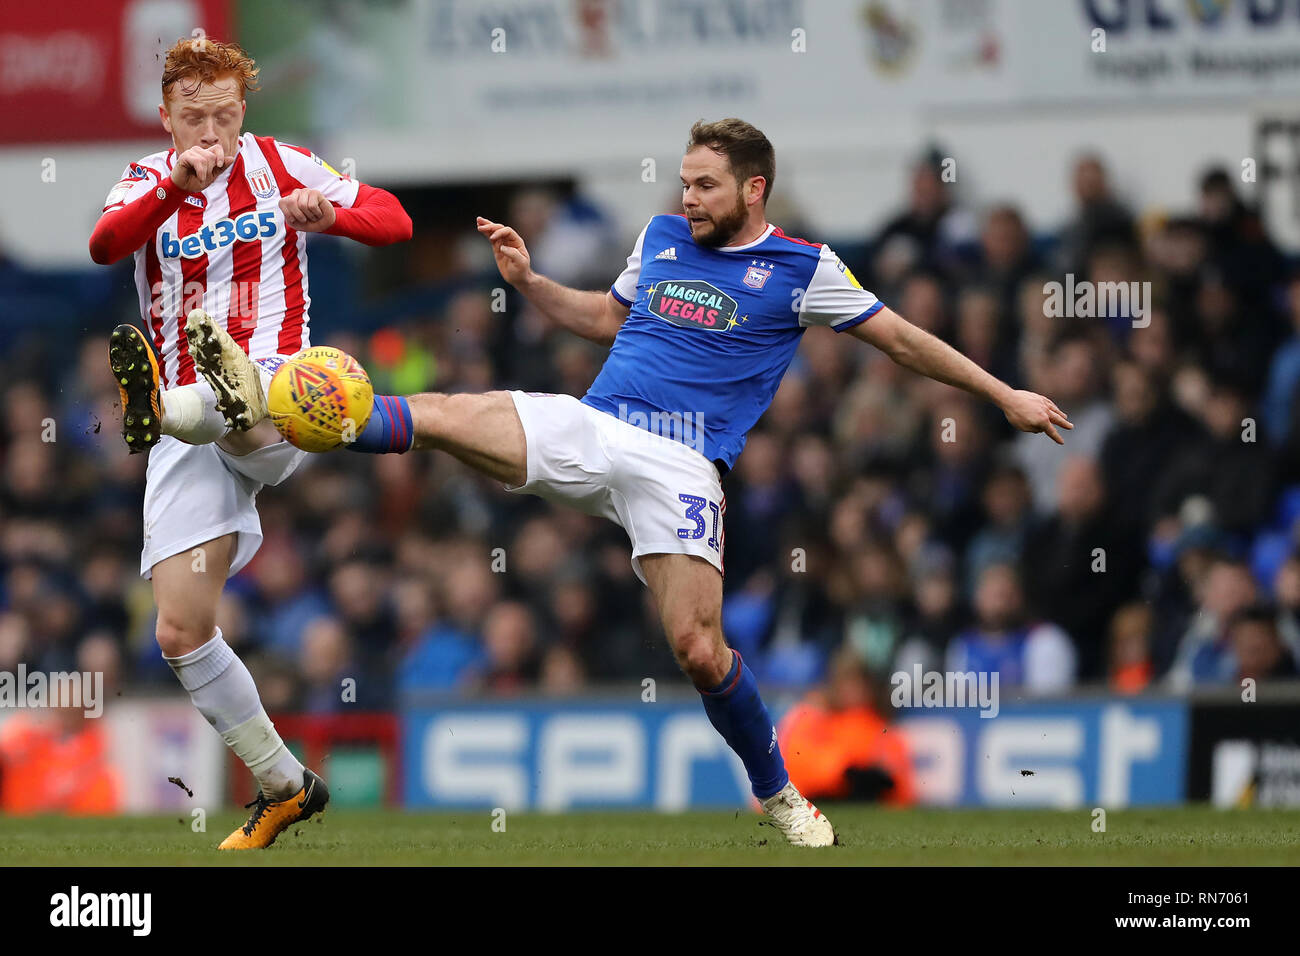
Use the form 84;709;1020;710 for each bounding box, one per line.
156;607;216;659
671;627;732;689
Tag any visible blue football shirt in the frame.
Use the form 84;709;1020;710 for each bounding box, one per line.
582;214;882;471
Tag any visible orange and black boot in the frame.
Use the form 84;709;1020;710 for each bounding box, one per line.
218;769;329;850
108;324;162;454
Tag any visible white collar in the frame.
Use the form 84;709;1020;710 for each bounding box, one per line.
718;222;775;252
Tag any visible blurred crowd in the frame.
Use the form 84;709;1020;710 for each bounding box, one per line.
3;155;1300;715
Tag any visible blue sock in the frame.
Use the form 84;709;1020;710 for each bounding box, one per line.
699;649;788;800
346;395;413;454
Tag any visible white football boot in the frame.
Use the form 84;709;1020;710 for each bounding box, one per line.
761;782;837;847
186;308;268;431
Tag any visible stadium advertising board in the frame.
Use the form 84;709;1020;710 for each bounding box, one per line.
239;0;1300;176
0;700;225;814
106;700;227;813
1186;697;1300;808
11;1;1298;148
0;0;231;145
403;701;752;810
901;698;1188;808
402;697;1188;810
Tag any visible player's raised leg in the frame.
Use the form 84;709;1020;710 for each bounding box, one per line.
184;305;429;458
404;391;527;485
109;323;228;452
151;533;328;849
639;552;836;847
306;379;528;483
185;308;268;431
185;304;526;476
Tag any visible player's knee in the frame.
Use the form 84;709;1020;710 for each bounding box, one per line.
672;627;729;687
155;609;216;658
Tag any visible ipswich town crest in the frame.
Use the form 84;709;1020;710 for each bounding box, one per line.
743;261;772;289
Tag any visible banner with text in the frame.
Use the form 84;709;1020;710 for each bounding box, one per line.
235;0;1300;177
401;697;1189;810
0;0;231;145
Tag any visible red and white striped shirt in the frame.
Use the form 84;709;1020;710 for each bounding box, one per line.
92;132;408;388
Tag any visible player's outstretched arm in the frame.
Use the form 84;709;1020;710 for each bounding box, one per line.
848;305;1072;444
476;216;629;346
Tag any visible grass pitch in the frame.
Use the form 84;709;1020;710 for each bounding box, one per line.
1;806;1298;865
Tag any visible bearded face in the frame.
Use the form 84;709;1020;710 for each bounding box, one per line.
680;145;762;248
686;185;750;248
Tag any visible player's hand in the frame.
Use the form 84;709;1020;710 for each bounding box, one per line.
476;216;533;287
171;143;227;192
279;188;336;233
1001;390;1073;444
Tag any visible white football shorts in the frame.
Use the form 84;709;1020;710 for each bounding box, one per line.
139;432;306;580
505;390;725;583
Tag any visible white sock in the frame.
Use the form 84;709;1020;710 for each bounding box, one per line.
161;384;228;444
164;629;305;801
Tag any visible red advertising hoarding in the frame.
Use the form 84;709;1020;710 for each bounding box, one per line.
0;0;231;144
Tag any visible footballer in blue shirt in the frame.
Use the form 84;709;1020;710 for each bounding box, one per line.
197;118;1071;846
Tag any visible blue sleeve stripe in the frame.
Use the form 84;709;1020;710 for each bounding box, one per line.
610;285;633;307
832;300;884;332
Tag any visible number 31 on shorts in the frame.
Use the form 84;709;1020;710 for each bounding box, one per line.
677;493;721;553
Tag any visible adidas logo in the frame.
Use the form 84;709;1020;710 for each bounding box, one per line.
654;247;678;261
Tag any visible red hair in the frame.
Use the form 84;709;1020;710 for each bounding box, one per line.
161;36;259;101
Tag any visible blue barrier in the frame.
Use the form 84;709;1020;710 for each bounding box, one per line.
401;696;1189;810
897;697;1187;808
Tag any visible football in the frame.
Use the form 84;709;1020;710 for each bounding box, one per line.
266;346;374;452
